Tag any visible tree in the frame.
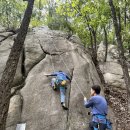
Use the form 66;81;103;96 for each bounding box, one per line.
0;0;35;129
103;26;108;62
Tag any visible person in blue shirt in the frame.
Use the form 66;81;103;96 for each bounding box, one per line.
45;70;71;110
84;85;108;130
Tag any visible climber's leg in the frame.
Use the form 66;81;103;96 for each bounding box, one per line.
89;122;94;130
60;86;68;110
89;122;99;130
99;123;107;130
60;86;65;103
51;78;57;90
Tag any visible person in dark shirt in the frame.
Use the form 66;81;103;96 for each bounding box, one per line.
84;85;108;130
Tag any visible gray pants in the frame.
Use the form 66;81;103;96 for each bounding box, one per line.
51;78;66;103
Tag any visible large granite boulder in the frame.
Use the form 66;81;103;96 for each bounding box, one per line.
19;27;102;130
0;26;116;130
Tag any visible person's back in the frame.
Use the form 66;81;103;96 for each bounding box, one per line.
87;95;108;116
52;71;70;81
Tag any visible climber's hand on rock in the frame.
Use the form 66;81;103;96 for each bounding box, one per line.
44;74;49;77
84;97;87;101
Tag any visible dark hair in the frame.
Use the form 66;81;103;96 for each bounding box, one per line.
91;85;101;94
59;70;62;72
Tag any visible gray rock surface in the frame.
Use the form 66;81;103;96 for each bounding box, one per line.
98;43;127;89
6;95;22;129
20;28;100;130
97;42;119;62
0;37;13;77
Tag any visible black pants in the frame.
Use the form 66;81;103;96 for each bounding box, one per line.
89;121;107;130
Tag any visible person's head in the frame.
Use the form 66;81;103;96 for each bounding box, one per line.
91;85;101;96
59;70;62;72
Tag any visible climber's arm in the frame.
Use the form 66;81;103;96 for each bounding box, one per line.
44;72;58;77
66;75;71;82
84;97;94;108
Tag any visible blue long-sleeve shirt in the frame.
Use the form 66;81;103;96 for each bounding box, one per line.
84;95;108;116
50;71;71;81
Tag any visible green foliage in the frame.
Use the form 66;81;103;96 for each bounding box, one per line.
56;0;111;46
0;0;26;29
0;0;130;52
55;0;130;51
0;0;46;29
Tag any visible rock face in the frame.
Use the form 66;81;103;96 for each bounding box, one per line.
97;42;119;62
0;27;116;130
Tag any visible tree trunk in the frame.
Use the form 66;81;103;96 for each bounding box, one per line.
90;31;93;50
87;23;106;86
92;29;97;53
103;26;108;62
124;0;127;26
128;44;130;55
39;0;42;10
5;1;10;29
91;29;106;86
0;0;35;129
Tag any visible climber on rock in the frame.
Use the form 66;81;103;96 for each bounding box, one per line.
45;70;71;110
84;85;108;130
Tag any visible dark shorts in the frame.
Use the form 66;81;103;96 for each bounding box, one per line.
89;121;107;130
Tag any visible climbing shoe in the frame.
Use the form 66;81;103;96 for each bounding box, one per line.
65;86;67;89
61;102;68;110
